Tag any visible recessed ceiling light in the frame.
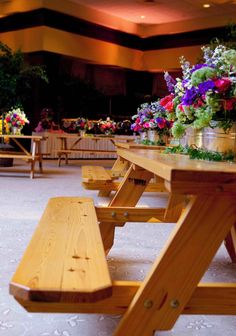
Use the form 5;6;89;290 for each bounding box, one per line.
203;3;211;8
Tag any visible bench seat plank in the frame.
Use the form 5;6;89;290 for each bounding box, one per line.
10;197;112;303
0;154;39;160
82;166;112;182
58;149;115;154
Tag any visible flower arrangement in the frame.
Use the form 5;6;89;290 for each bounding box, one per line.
86;120;95;132
5;107;29;133
131;100;173;136
35;108;54;132
116;119;133;135
164;45;236;138
0;118;10;134
75;117;88;131
98;117;116;134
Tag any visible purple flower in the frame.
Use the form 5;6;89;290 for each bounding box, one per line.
198;80;215;94
155;117;166;129
164;72;176;93
190;63;210;73
182;79;190;88
182;87;198;105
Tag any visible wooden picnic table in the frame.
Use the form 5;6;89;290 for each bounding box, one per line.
98;148;236;335
10;148;236;335
57;134;135;166
0;134;46;178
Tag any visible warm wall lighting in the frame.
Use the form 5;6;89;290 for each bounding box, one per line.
203;4;211;8
140;15;146;19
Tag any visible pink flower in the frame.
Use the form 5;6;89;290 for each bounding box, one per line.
165;101;174;112
223;98;236;111
193;98;205;108
177;104;184;112
214;78;231;92
160;94;174;108
156;118;166;129
143;122;150;129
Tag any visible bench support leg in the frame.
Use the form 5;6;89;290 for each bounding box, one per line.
30;160;35;179
114;195;236;335
224;223;236;262
99;165;153;253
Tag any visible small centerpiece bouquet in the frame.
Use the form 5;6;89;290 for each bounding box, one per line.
98;117;116;135
35;107;54;132
164;44;236;139
116;119;132;135
75;117;88;133
131;100;174;144
5;107;29;134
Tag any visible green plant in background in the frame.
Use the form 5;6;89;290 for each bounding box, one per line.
0;42;48;135
0;42;48;110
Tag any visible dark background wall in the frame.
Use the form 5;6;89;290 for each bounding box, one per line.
25;51;171;130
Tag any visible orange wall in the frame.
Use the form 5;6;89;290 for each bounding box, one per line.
0;27;203;72
143;46;203;71
0;27;143;70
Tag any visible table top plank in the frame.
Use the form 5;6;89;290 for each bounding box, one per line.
117;148;236;194
115;142;166;150
0;134;45;140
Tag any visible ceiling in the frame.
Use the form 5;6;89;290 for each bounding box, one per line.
71;0;236;24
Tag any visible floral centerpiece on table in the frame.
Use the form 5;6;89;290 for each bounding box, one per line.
98;117;116;135
5;107;29;134
164;45;236;138
131;100;174;143
35;108;54;132
75;117;88;131
116;119;133;135
131;103;155;133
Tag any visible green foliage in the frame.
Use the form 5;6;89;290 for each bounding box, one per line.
140;139;166;146
164;145;187;154
165;145;235;162
191;67;216;86
171;121;186;138
0;42;48;110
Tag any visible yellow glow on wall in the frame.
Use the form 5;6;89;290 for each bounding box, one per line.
143;45;203;71
0;27;143;70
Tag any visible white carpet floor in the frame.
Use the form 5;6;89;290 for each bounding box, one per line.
0;159;236;336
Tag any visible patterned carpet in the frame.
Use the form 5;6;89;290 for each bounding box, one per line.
0;159;236;336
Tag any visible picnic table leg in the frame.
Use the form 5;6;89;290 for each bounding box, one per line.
164;193;186;222
30;160;35;179
224;223;236;262
36;140;43;173
99;164;153;253
114;194;236;335
98;157;129;197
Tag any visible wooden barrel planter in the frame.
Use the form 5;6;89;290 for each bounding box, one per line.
180;123;236;155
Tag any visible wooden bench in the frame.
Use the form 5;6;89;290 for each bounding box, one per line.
82;159;166;196
10;197;112;304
